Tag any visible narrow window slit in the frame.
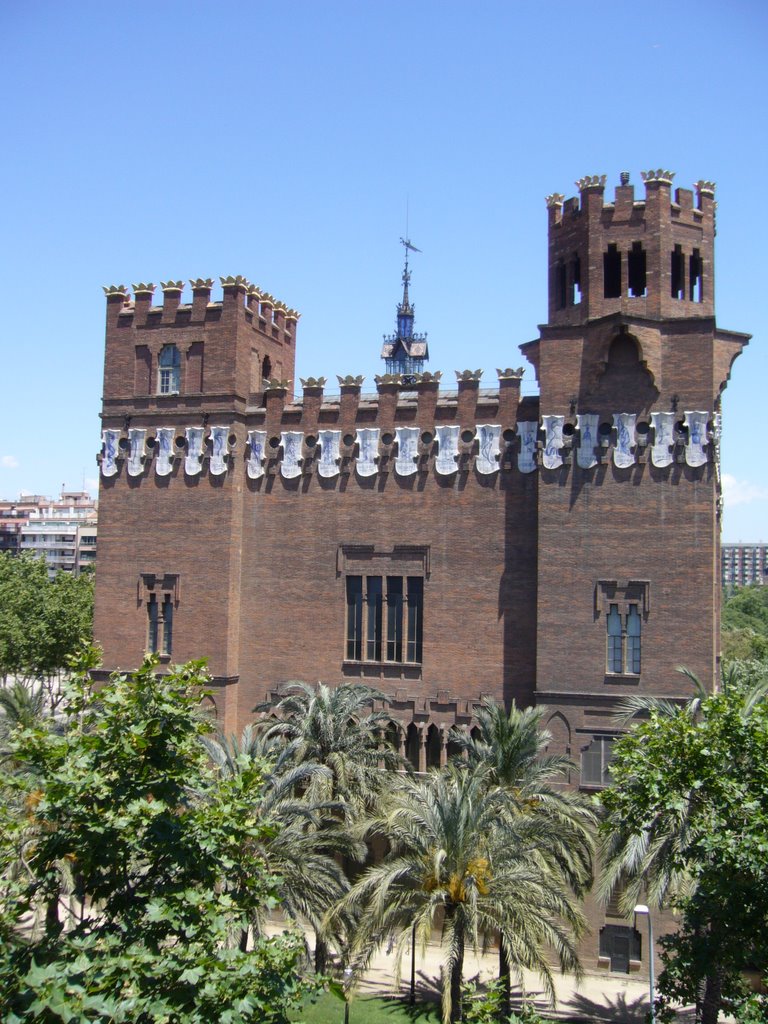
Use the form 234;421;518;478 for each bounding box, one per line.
671;245;685;299
689;249;703;302
603;244;621;298
627;242;647;297
571;254;582;305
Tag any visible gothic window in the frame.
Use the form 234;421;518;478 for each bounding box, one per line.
158;344;181;395
606;605;622;673
596;581;649;677
345;574;423;664
606;603;641;675
141;573;178;659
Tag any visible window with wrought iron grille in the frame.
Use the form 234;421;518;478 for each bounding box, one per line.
345;575;423;664
581;734;616;787
158;344;181;395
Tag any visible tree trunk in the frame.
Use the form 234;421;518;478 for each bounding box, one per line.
701;966;723;1024
499;943;511;1016
315;936;328;974
449;930;465;1024
45;885;60;938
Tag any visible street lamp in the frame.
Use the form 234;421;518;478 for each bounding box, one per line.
633;904;655;1024
410;921;417;1006
343;966;353;1024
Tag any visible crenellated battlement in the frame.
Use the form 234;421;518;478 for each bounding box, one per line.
546;169;716;325
103;277;300;327
101;276;299;406
549;171;714;229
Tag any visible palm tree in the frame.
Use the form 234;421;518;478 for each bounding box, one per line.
0;682;45;758
255;681;407;815
449;698;597;1008
338;764;586;1024
202;725;365;965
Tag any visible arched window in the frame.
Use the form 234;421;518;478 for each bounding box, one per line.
158;345;181;395
405;723;420;771
426;724;441;769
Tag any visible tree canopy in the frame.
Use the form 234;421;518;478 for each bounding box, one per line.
721;585;768;662
0;552;93;687
0;652;320;1023
599;672;768;1023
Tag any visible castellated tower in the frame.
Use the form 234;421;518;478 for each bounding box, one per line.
93;173;747;974
521;172;747;743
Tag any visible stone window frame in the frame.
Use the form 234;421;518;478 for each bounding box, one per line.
338;545;429;669
157;344;181;395
595;579;649;679
139;572;179;660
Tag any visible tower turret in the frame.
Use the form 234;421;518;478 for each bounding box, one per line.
546;170;716;326
381;238;429;383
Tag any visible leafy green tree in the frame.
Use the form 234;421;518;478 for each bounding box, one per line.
599;673;768;1024
0;652;320;1023
722;585;768;663
449;699;596;1011
338;765;586;1024
0;552;93;700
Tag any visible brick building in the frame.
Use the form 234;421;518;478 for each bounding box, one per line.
93;170;748;974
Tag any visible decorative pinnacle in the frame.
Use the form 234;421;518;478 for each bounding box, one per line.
575;175;607;191
374;373;402;386
190;278;214;290
102;284;129;297
455;369;483;382
496;367;524;380
695;180;716;196
263;378;292;392
300;376;327;388
285;308;300;322
161;280;184;292
337;374;365;387
640;169;676;185
132;282;155;295
545;193;565;208
219;275;250;289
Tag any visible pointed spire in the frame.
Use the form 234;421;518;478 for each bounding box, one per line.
380;239;429;379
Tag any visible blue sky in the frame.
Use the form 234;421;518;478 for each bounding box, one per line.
0;0;765;541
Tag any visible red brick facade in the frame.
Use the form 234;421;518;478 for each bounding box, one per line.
93;172;748;974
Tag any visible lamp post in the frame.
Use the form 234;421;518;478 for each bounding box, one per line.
343;966;353;1024
410;921;417;1005
633;904;655;1024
